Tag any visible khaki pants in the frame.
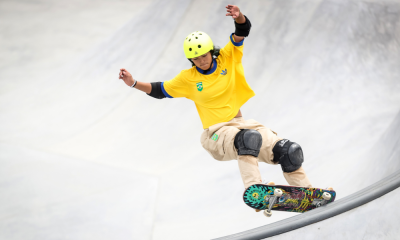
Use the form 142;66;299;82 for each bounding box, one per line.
201;117;312;189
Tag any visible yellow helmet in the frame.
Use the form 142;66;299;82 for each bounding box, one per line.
183;31;214;59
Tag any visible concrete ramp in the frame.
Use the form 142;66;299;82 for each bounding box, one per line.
216;170;400;240
216;111;400;239
0;0;399;239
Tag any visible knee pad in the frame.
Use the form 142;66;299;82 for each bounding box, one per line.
234;129;262;157
273;139;304;173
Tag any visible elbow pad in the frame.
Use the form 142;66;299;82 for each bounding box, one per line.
234;15;252;37
147;82;166;99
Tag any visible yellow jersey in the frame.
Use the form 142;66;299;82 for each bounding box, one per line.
162;34;255;129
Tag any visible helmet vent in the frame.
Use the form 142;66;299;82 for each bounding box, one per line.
199;33;202;35
195;37;198;39
189;48;192;51
198;45;201;48
189;39;191;41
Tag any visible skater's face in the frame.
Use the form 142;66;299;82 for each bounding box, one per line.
191;52;213;70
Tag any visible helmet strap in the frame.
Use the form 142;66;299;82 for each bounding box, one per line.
203;50;215;74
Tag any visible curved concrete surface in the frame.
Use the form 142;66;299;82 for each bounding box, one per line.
267;173;400;240
1;0;400;239
217;111;400;239
216;169;400;239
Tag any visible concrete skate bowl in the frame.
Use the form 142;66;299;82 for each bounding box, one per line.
215;112;400;239
0;0;400;240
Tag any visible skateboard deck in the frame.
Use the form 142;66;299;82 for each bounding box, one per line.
243;184;336;214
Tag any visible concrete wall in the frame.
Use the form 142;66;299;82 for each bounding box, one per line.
0;0;399;239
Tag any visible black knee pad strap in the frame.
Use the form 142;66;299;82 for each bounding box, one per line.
273;139;304;173
234;129;262;157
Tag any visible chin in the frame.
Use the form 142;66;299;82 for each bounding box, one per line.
200;64;210;70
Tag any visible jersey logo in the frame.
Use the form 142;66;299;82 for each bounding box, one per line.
221;69;227;75
196;82;203;92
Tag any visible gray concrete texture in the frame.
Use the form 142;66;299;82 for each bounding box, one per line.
0;0;399;239
268;187;400;240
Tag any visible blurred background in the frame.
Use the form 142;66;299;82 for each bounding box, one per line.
0;0;399;239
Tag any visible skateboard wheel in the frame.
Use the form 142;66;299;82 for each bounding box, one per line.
322;192;331;200
263;210;272;217
274;189;283;197
266;181;275;185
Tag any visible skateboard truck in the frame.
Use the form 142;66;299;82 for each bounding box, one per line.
312;191;333;207
264;189;283;217
320;192;332;206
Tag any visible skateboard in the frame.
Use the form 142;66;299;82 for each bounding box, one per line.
243;182;336;217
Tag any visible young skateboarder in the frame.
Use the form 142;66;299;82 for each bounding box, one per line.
119;4;312;196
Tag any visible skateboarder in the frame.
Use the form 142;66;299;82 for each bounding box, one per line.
118;5;312;192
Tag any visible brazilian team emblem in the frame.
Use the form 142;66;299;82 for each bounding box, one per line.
196;82;203;92
211;133;219;141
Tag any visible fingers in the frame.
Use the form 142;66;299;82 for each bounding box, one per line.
119;69;126;80
226;5;239;18
226;7;233;16
118;68;133;82
226;5;239;12
226;13;238;18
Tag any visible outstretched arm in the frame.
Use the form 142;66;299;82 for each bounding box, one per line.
119;68;151;94
226;5;251;42
119;68;167;99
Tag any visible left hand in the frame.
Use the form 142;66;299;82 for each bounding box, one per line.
226;5;241;19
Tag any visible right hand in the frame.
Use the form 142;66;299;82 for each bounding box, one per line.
119;68;135;87
226;5;241;19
